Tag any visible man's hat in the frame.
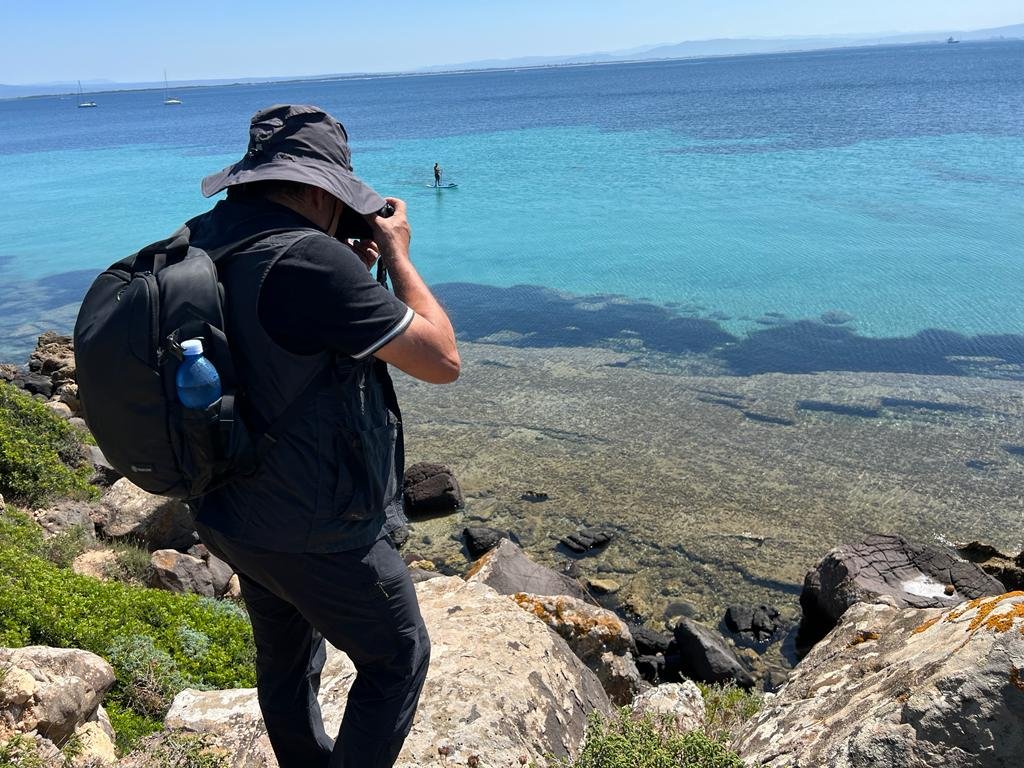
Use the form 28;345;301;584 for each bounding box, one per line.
201;104;386;216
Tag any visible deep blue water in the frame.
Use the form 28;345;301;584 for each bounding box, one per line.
1;41;1022;370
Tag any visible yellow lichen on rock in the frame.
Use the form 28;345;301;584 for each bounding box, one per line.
941;592;1024;636
912;616;941;635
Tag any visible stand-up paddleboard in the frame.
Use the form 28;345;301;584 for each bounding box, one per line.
428;183;458;188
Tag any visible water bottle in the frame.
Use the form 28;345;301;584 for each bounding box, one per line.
175;339;222;409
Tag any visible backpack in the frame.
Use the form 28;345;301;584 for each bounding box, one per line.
73;225;322;499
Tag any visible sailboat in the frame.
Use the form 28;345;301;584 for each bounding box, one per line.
77;80;97;108
163;71;182;105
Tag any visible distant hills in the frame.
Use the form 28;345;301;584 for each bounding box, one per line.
417;22;1024;72
3;22;1022;100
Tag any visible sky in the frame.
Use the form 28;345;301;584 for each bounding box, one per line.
2;0;1022;84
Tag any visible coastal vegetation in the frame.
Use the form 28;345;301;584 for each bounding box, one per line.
0;382;95;506
0;505;255;752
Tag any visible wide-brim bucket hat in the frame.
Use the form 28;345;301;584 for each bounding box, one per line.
201;104;386;216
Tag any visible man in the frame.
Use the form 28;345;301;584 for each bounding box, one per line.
185;104;459;768
433;162;442;187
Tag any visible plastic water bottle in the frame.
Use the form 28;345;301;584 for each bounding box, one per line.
175;339;222;409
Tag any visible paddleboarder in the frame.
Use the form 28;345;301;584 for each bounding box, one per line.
433;162;442;187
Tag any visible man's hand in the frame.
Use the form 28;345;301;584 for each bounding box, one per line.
370;198;412;262
349;239;380;271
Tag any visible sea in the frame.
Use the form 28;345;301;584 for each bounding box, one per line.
1;42;1023;637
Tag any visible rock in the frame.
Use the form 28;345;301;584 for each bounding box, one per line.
29;332;75;380
636;653;667;683
225;574;242;599
97;479;196;551
17;371;53;398
799;534;1004;649
466;539;593;603
512;592;641;704
520;491;549;502
0;646;115;745
165;576;613;767
30;501;98;539
69;417;88;430
586;578;621;595
632;625;673;656
560;527;616;555
631;681;706;734
956;541;1024;592
670;618;754;689
54;382;81;415
72;549;118;581
462;525;508;558
205;554;235;597
735;592;1024;768
73;711;118;766
43;400;72;420
88;445;122;487
148;549;216;597
402;462;464;517
724;604;782;643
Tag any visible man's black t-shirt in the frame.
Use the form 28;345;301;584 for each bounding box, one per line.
194;197;412;359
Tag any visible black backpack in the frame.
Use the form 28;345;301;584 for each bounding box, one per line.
74;226;321;499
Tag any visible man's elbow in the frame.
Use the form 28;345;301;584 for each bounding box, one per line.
434;350;461;383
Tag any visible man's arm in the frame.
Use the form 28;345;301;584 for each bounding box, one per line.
367;198;460;384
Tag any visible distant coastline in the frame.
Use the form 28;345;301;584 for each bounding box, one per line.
3;26;1021;101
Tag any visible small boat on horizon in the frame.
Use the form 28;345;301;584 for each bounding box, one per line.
77;80;97;108
163;70;182;105
947;37;960;44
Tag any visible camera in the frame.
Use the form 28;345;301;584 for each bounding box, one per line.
335;202;395;242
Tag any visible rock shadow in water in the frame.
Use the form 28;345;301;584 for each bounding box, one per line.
435;283;735;354
720;321;1024;378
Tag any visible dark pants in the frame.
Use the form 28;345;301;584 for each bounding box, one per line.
196;524;430;768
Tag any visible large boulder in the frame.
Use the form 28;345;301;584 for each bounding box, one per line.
97;479;196;551
736;592;1024;768
466;538;593;603
0;646;115;746
402;462;464;518
799;534;1004;647
670;618;754;689
148;550;216;597
512;592;643;704
166;576;613;767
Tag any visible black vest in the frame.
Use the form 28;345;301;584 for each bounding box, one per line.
190;210;405;552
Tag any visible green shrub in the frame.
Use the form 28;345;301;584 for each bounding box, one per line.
0;732;50;768
0;507;255;723
105;702;163;756
103;541;154;585
44;524;95;569
123;732;228;768
107;635;192;718
697;683;762;743
562;709;745;768
0;382;96;506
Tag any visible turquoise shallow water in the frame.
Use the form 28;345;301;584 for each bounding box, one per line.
0;41;1022;361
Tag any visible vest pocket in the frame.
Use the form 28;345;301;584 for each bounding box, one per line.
335;420;398;521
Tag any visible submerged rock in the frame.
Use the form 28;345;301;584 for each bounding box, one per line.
736;592;1024;768
462;525;508;558
956;541;1024;592
560;527;616;555
166;576;613;767
724;604;783;644
403;462;464;518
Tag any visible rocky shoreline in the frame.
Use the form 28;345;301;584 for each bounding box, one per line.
2;331;1024;766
